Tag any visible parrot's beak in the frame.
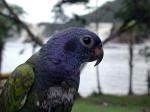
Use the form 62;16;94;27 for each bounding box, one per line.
88;44;104;66
94;46;104;66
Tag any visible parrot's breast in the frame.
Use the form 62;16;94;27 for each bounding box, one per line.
39;86;77;111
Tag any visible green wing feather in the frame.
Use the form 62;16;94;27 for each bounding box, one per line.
0;64;35;112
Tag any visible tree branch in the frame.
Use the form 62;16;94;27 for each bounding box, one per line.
2;0;44;46
0;74;9;80
103;20;138;44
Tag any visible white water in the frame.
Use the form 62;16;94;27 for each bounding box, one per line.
1;41;150;97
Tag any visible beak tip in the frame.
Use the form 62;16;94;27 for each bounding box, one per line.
94;60;100;66
94;51;104;66
94;63;97;67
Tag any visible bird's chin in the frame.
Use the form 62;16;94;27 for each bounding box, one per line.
88;56;97;62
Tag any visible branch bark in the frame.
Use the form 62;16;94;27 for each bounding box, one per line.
128;33;134;95
103;20;138;44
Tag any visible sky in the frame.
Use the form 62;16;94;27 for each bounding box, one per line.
6;0;114;24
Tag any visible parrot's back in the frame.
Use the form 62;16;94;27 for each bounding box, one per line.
0;53;37;112
0;63;35;112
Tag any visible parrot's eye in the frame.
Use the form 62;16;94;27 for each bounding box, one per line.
80;35;94;48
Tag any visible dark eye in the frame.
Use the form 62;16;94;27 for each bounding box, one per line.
83;36;91;45
80;35;94;48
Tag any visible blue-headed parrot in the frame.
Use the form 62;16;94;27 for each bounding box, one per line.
0;27;103;112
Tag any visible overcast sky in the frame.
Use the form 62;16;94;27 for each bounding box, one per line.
6;0;114;24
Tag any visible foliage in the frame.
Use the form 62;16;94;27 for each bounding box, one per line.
0;1;24;41
0;0;25;73
52;0;89;23
115;0;150;33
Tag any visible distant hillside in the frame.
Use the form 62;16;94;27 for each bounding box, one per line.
39;0;123;37
82;0;123;23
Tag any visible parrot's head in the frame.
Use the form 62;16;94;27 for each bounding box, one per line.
41;27;103;70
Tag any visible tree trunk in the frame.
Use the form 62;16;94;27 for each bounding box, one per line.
95;0;101;94
0;41;10;80
0;41;3;88
95;23;101;94
0;41;4;74
128;33;134;95
148;70;150;95
96;66;101;94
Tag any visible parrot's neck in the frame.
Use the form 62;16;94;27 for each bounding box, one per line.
42;53;82;74
34;48;81;90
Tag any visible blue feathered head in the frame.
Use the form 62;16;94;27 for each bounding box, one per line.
41;27;103;70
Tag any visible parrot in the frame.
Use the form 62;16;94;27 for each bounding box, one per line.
0;27;103;112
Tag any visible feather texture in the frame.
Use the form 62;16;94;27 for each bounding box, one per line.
0;64;35;112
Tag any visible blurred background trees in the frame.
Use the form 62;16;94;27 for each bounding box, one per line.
0;0;45;81
115;0;150;95
0;0;23;73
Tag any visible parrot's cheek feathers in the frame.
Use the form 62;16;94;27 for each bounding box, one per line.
88;54;97;62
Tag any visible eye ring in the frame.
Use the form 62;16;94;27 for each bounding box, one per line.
80;35;94;48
